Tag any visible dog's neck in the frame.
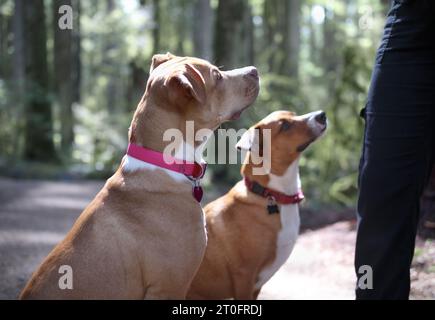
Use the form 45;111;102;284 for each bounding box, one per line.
242;157;301;196
123;101;210;177
267;158;301;196
130;102;180;152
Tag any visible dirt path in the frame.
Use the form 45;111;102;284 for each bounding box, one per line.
259;222;435;300
0;178;104;299
259;222;357;299
0;178;433;299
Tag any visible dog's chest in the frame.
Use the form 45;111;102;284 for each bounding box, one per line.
255;204;300;289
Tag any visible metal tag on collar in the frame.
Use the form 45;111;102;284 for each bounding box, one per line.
267;196;280;214
192;179;204;203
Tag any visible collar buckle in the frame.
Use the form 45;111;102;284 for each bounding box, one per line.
251;181;266;196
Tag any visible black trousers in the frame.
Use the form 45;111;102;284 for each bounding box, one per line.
355;0;435;299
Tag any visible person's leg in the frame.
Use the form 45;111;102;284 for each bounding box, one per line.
355;0;435;299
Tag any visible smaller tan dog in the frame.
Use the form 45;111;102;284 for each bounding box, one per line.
188;110;327;300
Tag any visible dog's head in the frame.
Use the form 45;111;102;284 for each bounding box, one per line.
237;110;327;176
145;52;260;128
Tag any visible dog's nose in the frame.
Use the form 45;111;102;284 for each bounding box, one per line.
246;67;259;80
315;111;327;125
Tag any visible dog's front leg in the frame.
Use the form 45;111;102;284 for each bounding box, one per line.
231;269;257;300
253;288;261;299
144;285;187;300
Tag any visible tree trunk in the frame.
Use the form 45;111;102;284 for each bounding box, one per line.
23;0;56;161
0;9;6;77
175;0;189;56
193;0;213;60
308;10;319;66
104;0;117;112
106;0;114;11
12;0;26;157
263;0;276;71
152;0;160;54
13;0;25;95
71;0;81;103
265;0;296;73
322;11;338;93
214;0;247;69
242;2;254;66
280;0;301;78
53;0;74;157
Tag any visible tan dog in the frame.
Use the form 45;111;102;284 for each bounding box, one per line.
20;53;260;299
187;110;327;300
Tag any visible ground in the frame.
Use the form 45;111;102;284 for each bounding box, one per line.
259;222;435;299
0;178;433;300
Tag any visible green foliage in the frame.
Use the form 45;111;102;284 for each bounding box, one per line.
301;43;372;207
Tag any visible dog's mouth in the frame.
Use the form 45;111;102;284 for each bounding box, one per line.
229;105;251;121
229;93;259;121
229;110;244;121
296;128;326;153
296;139;315;153
319;124;327;133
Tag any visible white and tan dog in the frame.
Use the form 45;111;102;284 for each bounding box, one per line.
20;53;260;299
188;110;327;300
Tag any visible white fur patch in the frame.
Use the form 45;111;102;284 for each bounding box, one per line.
255;160;301;289
300;111;327;136
267;158;301;195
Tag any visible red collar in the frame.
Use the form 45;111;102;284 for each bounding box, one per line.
127;143;207;202
244;177;304;205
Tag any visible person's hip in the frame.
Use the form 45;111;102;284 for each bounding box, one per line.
376;0;435;66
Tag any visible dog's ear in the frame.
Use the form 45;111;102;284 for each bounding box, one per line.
165;64;206;105
150;52;175;73
236;126;262;153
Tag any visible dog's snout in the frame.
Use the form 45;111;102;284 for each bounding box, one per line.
246;67;259;80
241;67;259;81
226;66;259;81
314;111;327;125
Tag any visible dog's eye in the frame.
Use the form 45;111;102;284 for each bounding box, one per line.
280;120;292;132
213;69;223;81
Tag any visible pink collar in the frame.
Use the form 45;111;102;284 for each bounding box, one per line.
127;143;207;202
